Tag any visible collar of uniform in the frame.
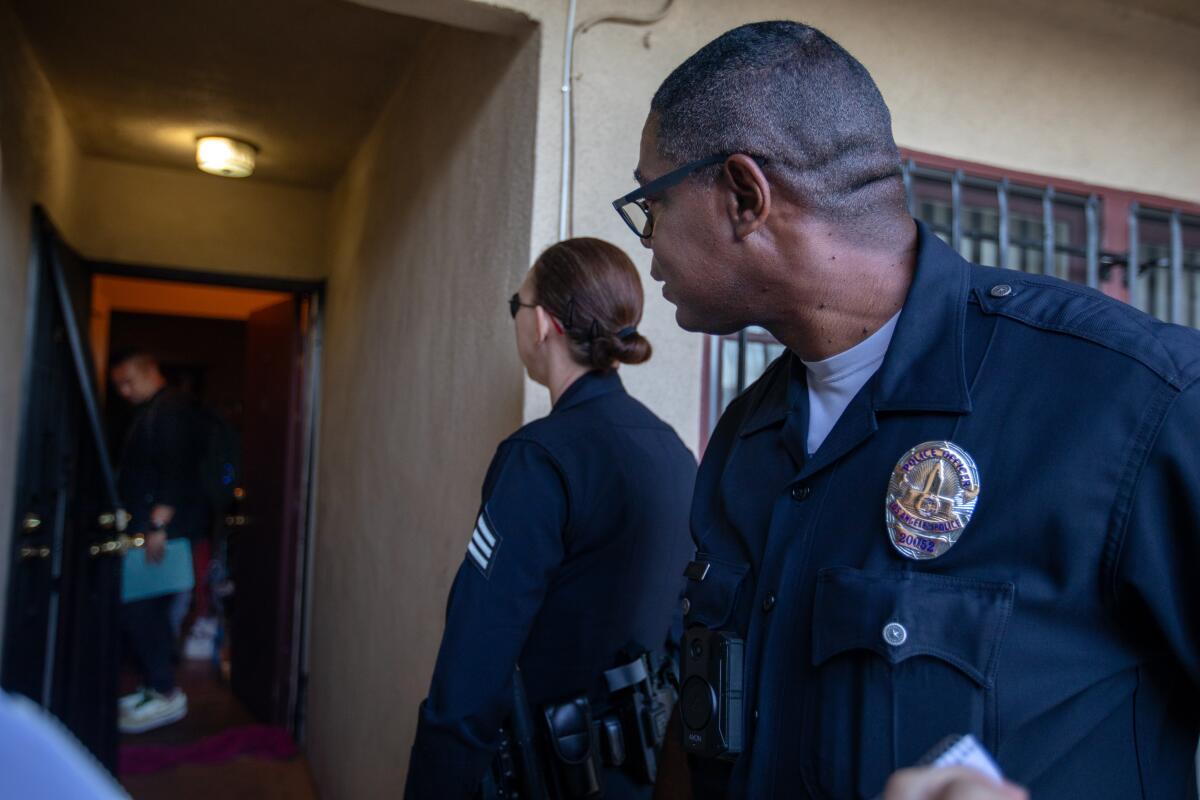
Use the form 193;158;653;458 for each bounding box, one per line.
736;352;795;437
553;369;625;413
737;220;970;437
870;220;972;414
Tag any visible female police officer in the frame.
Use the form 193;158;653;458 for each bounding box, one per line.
405;238;697;799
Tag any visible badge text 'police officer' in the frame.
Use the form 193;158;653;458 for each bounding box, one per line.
885;441;981;560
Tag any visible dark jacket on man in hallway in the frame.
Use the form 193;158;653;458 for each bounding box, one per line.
117;386;209;539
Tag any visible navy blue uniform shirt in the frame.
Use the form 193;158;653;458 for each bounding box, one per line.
685;223;1200;799
406;370;697;798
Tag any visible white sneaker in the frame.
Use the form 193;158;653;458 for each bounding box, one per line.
119;687;147;713
119;689;187;734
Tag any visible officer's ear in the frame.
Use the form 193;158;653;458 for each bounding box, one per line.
534;305;559;343
721;154;770;240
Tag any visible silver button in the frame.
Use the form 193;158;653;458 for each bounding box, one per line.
882;622;908;646
682;598;691;615
989;284;1013;298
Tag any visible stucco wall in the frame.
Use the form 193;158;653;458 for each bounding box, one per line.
71;157;329;279
0;3;80;655
306;22;537;798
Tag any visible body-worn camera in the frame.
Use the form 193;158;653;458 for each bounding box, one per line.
678;627;744;760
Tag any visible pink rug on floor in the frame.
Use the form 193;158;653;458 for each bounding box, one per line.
120;725;298;775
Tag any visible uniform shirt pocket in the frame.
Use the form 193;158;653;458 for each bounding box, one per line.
802;567;1014;799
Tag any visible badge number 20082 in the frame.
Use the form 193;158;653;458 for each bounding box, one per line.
885;441;981;560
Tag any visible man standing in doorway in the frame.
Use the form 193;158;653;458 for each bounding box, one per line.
615;20;1200;800
110;350;208;734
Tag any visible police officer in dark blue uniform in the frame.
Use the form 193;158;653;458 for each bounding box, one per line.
614;21;1199;800
405;238;697;799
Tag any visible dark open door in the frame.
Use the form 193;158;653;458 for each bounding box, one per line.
2;208;124;770
2;210;76;707
230;297;306;726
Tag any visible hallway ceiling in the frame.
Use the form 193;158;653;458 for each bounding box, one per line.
1119;0;1200;27
12;0;436;187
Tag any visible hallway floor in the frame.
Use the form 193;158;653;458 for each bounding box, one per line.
118;661;317;799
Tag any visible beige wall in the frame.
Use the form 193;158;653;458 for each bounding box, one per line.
0;3;81;650
71;157;328;279
306;22;537;798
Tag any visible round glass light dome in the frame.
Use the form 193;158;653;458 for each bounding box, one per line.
196;136;256;178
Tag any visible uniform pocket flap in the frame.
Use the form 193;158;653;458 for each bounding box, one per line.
683;555;750;630
812;567;1014;687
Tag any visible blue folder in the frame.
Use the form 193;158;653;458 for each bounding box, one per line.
122;538;194;603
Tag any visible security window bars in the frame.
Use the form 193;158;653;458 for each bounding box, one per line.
703;156;1200;439
1128;207;1200;328
903;164;1092;284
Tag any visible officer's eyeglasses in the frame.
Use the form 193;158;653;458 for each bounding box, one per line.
611;154;729;241
509;293;537;319
614;152;772;241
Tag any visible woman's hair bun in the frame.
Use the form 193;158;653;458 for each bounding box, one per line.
595;330;652;366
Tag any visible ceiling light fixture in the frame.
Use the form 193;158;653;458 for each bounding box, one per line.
196;136;256;178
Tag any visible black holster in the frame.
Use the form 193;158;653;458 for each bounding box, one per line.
541;696;603;799
479;667;549;800
598;652;677;785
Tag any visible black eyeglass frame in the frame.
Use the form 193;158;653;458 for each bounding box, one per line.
612;153;776;240
611;154;728;240
509;292;537;319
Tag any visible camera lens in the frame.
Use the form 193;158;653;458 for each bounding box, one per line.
680;676;716;730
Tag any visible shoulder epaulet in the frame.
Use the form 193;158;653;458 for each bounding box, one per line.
971;265;1200;390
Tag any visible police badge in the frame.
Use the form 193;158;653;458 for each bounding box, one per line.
885;441;981;560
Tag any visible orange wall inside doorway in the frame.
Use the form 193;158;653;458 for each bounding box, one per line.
90;275;290;386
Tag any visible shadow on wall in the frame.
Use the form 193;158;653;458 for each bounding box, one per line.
306;20;538;799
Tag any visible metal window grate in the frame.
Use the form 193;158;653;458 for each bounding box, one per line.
1128;206;1200;327
705;160;1200;435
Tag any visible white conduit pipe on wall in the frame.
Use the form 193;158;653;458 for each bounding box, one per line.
558;0;578;241
558;0;676;241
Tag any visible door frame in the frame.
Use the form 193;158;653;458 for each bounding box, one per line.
90;259;326;740
6;233;327;741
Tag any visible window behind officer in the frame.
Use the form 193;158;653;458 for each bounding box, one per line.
109;350;208;734
615;19;1199;800
405;238;697;799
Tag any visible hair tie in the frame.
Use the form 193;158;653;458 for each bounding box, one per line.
616;326;638;341
564;298;576;329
